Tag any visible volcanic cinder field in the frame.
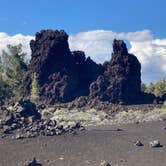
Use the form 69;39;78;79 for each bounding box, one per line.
1;121;166;166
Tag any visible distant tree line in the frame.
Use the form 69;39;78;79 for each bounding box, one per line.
0;44;39;105
141;79;166;97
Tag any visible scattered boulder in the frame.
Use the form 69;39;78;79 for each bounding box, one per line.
100;160;111;166
15;99;41;119
24;158;42;166
15;133;24;140
0;100;84;139
149;140;162;148
134;140;144;146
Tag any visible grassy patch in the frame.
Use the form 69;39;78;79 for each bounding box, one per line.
41;106;166;126
109;108;166;125
41;108;109;126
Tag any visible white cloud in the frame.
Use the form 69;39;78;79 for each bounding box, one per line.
0;32;34;59
0;30;165;83
69;29;166;83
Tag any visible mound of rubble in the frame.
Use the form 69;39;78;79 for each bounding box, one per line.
0;99;84;139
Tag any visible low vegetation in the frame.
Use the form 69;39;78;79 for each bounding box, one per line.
42;108;110;126
40;105;166;126
110;107;166;125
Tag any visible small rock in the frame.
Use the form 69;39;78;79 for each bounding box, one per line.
24;157;42;166
134;140;144;146
58;157;64;160
3;126;12;134
116;128;123;131
162;127;166;130
15;133;24;140
71;130;77;135
149;140;162;148
55;129;63;135
79;126;85;131
100;160;111;166
5;113;14;126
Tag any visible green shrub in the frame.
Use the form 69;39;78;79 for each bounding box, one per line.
48;108;109;126
30;72;40;101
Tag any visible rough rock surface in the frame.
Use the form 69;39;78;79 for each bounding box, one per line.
0;99;84;139
89;39;155;104
23;30;103;104
23;29;157;105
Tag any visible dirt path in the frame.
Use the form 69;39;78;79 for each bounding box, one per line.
0;121;166;166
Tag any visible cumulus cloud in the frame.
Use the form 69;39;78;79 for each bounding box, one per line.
0;32;34;59
0;30;165;83
69;30;166;83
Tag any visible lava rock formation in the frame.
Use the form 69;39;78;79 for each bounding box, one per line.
23;29;156;105
89;39;142;104
23;30;103;104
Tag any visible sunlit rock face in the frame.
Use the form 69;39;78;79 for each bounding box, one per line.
23;30;103;104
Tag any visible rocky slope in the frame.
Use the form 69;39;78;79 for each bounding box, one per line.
0;99;84;139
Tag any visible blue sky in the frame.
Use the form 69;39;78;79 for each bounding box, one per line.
0;0;165;83
0;0;165;38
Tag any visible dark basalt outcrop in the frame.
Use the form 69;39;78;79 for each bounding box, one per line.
23;30;103;104
23;29;156;105
89;39;155;104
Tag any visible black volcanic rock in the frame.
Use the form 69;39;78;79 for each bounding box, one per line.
72;51;104;96
89;39;143;104
23;30;103;104
23;29;156;105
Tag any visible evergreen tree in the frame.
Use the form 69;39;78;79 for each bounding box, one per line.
146;82;155;94
0;44;27;97
146;79;166;97
153;79;166;97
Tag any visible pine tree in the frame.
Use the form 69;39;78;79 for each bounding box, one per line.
0;44;27;97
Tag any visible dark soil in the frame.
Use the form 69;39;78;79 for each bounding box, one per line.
1;121;166;166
